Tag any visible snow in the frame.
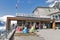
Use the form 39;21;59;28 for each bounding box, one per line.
0;15;17;31
0;26;6;31
0;15;14;21
49;1;58;7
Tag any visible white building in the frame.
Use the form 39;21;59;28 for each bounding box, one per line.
33;6;60;28
49;11;60;28
33;7;59;16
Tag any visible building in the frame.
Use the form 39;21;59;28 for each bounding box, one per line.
49;11;60;28
33;6;60;29
33;7;59;16
6;7;57;30
7;1;60;30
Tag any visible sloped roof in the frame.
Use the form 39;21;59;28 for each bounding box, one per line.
32;6;53;13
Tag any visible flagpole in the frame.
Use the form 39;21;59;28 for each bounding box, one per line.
16;0;19;16
16;0;18;16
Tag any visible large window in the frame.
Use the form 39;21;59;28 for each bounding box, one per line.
55;15;58;19
17;20;25;26
58;14;60;19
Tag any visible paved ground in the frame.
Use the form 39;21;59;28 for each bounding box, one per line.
36;29;60;40
4;29;60;40
14;36;45;40
14;31;45;40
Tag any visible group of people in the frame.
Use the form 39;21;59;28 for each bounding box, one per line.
14;22;44;33
25;23;41;30
16;24;35;33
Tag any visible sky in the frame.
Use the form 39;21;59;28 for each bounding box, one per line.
0;0;56;16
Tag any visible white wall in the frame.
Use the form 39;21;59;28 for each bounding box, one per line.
33;7;59;16
51;13;60;22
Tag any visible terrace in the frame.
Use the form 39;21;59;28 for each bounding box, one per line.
2;14;55;40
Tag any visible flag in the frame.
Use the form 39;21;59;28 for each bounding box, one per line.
16;0;19;10
16;4;18;9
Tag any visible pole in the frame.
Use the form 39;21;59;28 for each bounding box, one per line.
16;0;19;16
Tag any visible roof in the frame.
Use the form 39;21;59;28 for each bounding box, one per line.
7;16;52;21
36;6;51;8
32;6;53;13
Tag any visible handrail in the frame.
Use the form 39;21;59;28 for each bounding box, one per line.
5;29;15;40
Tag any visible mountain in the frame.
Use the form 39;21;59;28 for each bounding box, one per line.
0;15;17;32
0;15;17;24
0;15;15;21
0;21;6;32
49;1;58;7
0;21;5;26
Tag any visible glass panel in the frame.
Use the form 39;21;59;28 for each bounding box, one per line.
58;14;60;19
55;15;58;19
17;20;25;26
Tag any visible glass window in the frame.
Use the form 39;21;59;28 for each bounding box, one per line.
55;15;58;19
17;20;25;26
58;14;60;18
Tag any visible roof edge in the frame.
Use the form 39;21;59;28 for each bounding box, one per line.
32;6;53;13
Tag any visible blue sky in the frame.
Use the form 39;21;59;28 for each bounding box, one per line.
0;0;53;16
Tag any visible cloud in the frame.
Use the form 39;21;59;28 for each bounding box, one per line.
0;15;16;31
0;15;14;21
0;15;17;24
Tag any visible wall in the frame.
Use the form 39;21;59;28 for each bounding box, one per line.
33;7;59;16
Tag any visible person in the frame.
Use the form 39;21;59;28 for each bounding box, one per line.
38;23;41;29
29;25;35;33
22;24;25;30
35;24;39;30
29;24;32;29
23;27;29;33
12;24;15;29
16;26;22;32
40;24;43;29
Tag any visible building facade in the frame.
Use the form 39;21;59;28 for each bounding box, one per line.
33;6;60;29
6;7;57;30
33;7;59;16
49;11;60;29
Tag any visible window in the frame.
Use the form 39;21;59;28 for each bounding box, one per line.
58;14;60;19
55;15;58;19
17;20;25;26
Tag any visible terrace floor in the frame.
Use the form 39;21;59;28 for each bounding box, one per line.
13;30;45;40
36;29;60;40
14;36;45;40
4;29;60;40
14;29;60;40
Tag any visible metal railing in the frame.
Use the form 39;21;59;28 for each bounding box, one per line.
0;25;16;40
16;13;51;18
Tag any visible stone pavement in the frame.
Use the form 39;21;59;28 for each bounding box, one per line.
14;30;45;40
36;29;60;40
14;36;45;40
13;29;60;40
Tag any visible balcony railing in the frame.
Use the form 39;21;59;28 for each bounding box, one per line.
16;13;51;18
